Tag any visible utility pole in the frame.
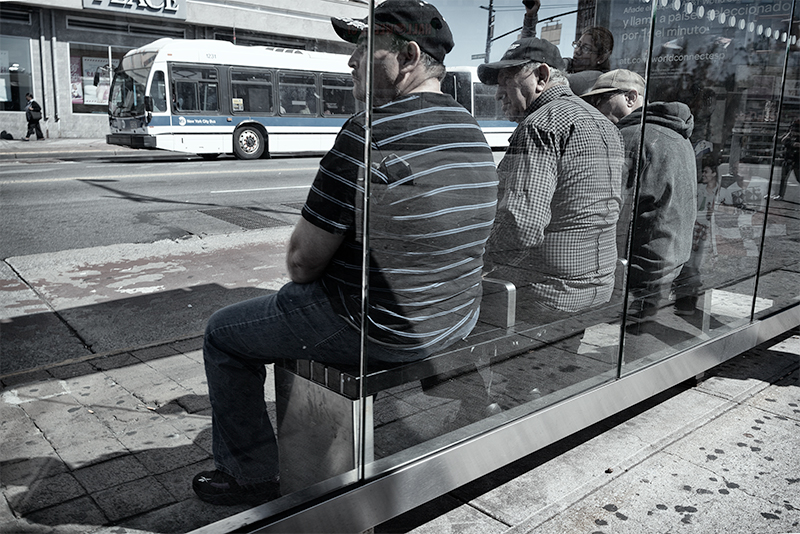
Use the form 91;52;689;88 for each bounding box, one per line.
481;0;495;63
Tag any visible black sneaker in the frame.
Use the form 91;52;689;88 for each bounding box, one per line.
192;469;280;506
628;301;658;323
674;296;697;316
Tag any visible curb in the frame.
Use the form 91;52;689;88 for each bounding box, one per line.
0;149;196;161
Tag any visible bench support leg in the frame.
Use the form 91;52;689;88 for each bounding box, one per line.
275;366;373;494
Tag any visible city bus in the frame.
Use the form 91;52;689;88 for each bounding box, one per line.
106;38;515;159
106;38;360;159
441;66;515;149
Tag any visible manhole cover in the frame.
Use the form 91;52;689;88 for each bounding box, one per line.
199;207;287;229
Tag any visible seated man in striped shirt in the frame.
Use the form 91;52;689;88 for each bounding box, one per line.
193;0;498;506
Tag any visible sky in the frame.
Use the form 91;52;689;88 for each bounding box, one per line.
434;0;580;67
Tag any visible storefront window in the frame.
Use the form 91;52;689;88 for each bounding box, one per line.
69;43;125;114
0;34;33;111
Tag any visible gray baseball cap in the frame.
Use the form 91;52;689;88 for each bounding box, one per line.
581;69;646;97
478;38;565;85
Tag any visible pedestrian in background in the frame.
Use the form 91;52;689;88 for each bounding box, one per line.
519;0;615;95
24;93;44;141
774;118;799;200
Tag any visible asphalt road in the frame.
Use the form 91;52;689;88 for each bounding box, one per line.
1;155;317;257
1;154;320;375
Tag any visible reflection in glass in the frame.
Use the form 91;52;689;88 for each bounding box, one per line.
145;0;800;524
756;2;800;320
599;0;796;371
365;2;625;474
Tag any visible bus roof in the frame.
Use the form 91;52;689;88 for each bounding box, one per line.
445;66;480;77
120;38;352;74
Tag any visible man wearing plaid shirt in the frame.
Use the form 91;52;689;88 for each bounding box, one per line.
479;38;624;322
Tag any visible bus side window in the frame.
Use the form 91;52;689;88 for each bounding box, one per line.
175;81;197;111
321;74;357;116
170;65;218;112
231;69;273;114
441;72;472;113
150;71;167;112
473;82;503;121
441;72;455;100
279;71;318;115
201;83;218;111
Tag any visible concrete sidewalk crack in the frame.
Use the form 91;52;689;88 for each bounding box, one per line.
3;259;95;354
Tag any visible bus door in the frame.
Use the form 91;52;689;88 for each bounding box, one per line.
442;71;472;113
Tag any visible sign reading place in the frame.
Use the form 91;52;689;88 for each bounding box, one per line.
83;0;187;20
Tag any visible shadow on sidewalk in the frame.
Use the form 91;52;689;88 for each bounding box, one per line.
1;284;274;378
1;394;257;533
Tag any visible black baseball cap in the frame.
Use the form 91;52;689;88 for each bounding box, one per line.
478;37;565;85
331;0;454;63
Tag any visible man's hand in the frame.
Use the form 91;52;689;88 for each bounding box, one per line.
286;218;344;284
522;0;540;16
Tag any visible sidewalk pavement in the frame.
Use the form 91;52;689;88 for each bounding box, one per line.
0;137;203;162
1;328;798;534
0;137;139;161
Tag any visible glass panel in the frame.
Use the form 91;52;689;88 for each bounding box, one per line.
606;0;796;372
363;2;624;475
756;0;800;318
278;71;318;115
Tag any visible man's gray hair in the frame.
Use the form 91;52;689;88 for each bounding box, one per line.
520;62;569;87
386;34;447;81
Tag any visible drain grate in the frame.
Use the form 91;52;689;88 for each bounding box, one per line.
199;207;287;229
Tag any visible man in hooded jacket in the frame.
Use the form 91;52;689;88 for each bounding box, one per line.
583;69;697;322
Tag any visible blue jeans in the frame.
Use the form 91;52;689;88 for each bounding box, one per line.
203;281;422;483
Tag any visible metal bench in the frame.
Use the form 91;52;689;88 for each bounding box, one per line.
274;278;620;494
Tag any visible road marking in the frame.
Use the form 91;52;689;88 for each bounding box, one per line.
0;166;319;185
210;185;311;194
0;177;77;184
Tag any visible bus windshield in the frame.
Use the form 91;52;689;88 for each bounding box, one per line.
109;68;148;117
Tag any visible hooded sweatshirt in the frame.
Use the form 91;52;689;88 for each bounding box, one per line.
616;101;697;298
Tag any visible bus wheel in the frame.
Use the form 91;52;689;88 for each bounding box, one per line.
200;153;219;160
234;126;265;159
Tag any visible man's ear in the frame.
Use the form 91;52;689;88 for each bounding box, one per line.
397;40;422;73
597;50;611;65
535;64;550;89
625;89;639;108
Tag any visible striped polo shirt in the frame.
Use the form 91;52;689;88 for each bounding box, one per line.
302;92;498;356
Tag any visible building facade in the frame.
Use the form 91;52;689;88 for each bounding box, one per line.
0;0;366;138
